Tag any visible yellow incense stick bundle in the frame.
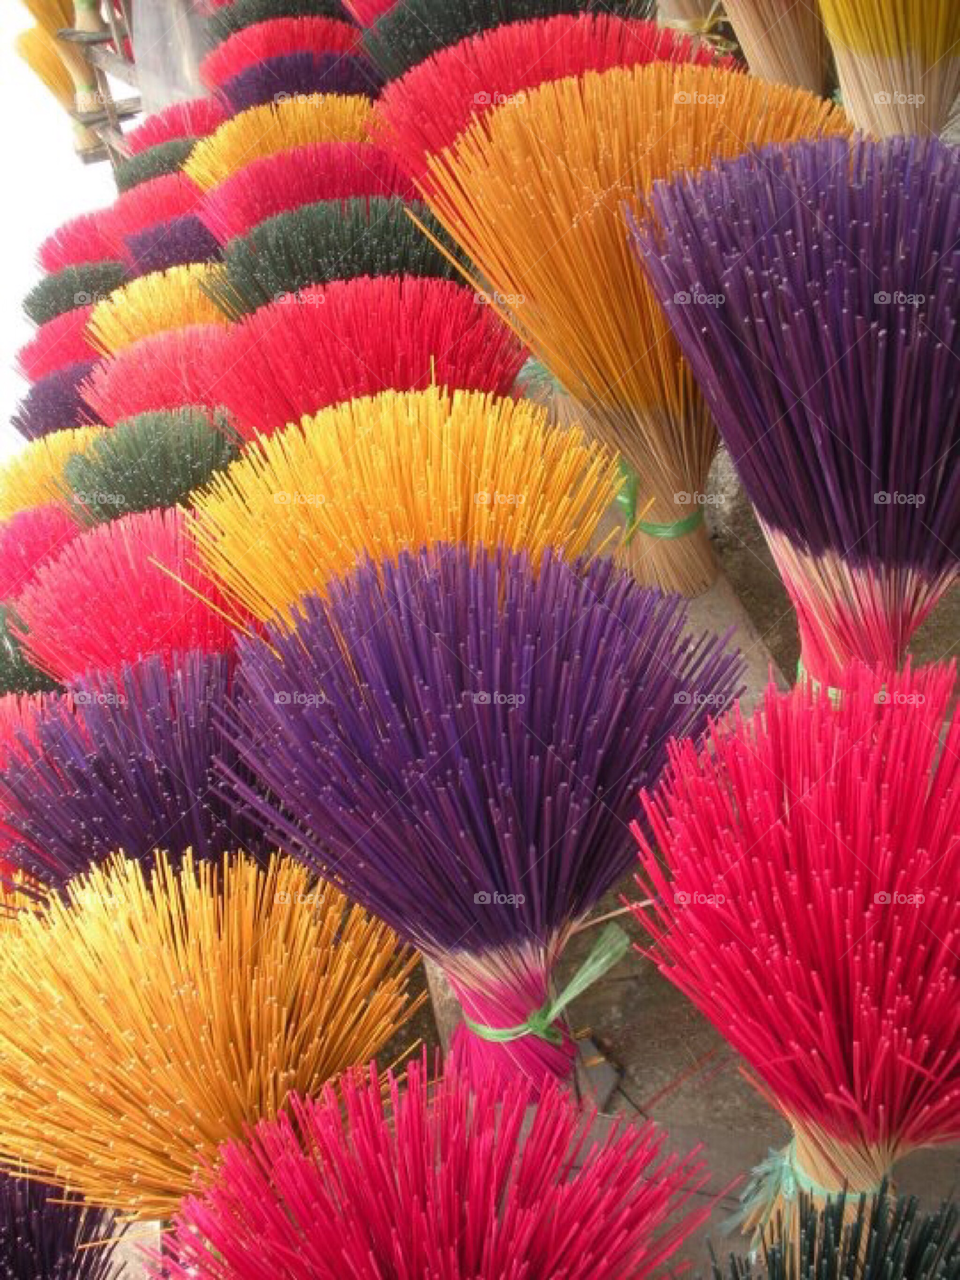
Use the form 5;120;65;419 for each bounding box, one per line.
0;851;422;1220
184;94;374;191
14;27;99;153
86;263;230;357
189;386;624;628
20;0;100;116
0;427;105;520
818;0;960;135
421;62;848;594
723;0;829;93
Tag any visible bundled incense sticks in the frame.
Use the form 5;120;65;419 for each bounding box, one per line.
24;261;126;326
421;61;847;593
631;663;960;1241
721;0;828;93
0;851;421;1219
202;276;525;439
154;1057;710;1279
376;12;730;186
632;136;960;690
207;0;352;42
818;0;960;135
184;93;373;191
107;173;205;251
216;50;381;112
11;362;99;440
17;306;98;382
115;139;198;194
0;427;105;520
0;505;80;598
226;545;744;1086
12;507;239;682
37;210;116;273
190;386;622;624
0;651;263;886
0;1172;125;1279
85;263;230;356
200;15;363;88
124;97;228;153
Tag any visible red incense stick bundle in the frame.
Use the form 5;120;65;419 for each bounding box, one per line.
124;97;228;153
16;305;98;382
200;15;363;87
0;505;81;600
37;209;116;273
631;663;960;1238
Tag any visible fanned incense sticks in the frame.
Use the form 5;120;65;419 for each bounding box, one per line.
190;386;623;624
80;325;234;425
719;1185;960;1280
0;505;80;599
631;664;960;1241
0;612;59;696
24;261;126;326
0;651;264;885
343;0;395;23
632;136;960;690
154;1057;710;1280
37;210;115;272
421;61;848;593
124;97;228;153
17;306;98;382
200;16;363;88
363;0;649;80
0;427;105;520
85;263;230;356
0;850;421;1219
107;173;204;251
0;1173;125;1279
115;139;197;194
64;408;239;522
208;0;351;42
124;217;222;276
226;545;744;1086
206;198;466;319
376;12;730;186
12;507;239;682
11;362;99;440
722;0;828;93
818;0;960;136
184;94;373;192
217;49;382;111
199;141;415;243
204;276;525;439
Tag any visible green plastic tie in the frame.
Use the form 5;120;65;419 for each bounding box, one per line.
463;924;630;1046
615;461;639;526
634;508;705;541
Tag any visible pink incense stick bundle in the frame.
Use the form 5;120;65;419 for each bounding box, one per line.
16;305;98;382
198;140;415;243
342;0;396;23
37;210;117;273
124;98;228;154
631;662;960;1238
12;507;240;683
0;506;81;600
200;15;363;88
154;1056;711;1280
107;173;205;251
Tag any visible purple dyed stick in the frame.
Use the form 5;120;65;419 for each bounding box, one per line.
11;362;102;439
218;52;382;114
226;544;745;1087
126;217;222;276
0;1171;125;1279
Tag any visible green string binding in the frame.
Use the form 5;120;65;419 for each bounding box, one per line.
634;508;704;541
616;461;639;525
462;924;630;1046
796;659;843;706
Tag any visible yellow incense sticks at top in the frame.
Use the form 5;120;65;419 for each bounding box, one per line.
189;385;624;628
0;427;105;520
420;61;848;594
86;263;230;357
818;0;960;135
0;850;422;1220
184;94;375;191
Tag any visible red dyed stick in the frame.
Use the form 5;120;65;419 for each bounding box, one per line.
17;307;98;383
125;99;228;154
200;16;362;88
0;506;81;600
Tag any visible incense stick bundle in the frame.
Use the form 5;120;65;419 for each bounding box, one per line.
364;0;650;80
19;0;101;122
64;408;239;523
421;61;848;594
0;850;421;1219
818;0;960;136
155;1057;710;1280
342;0;395;23
632;136;960;690
226;545;744;1087
206;198;465;319
14;27;100;156
0;505;80;599
190;386;622;624
115;139;199;194
24;261;126;326
0;1173;125;1279
217;49;382;111
184;94;373;191
199;140;414;243
12;507;239;682
107;173;205;251
718;1184;960;1280
85;263;230;356
80;325;234;425
207;0;352;42
631;663;960;1242
37;210;115;273
17;306;98;382
125;97;228;153
200;15;362;88
723;0;828;93
0;651;264;886
11;362;100;440
0;613;59;697
376;12;730;187
124;216;222;277
203;276;525;439
0;427;104;520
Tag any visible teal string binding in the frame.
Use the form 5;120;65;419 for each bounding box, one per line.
634;508;704;541
463;924;630;1046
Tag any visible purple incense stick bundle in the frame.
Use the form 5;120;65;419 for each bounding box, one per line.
0;649;264;889
226;544;745;1088
0;1171;125;1279
631;135;960;693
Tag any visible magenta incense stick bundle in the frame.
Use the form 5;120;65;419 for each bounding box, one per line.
631;662;960;1240
632;135;960;692
155;1056;710;1280
225;544;744;1088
